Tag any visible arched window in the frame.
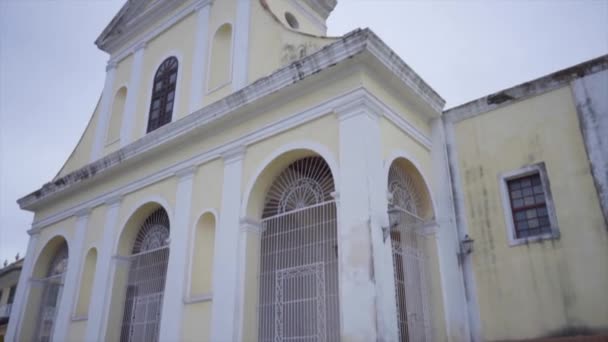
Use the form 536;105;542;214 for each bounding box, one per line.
107;87;127;145
34;242;68;342
259;156;340;342
147;57;178;133
388;162;430;342
119;208;170;342
208;24;232;91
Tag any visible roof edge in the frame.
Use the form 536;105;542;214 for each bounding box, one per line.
444;54;608;123
18;28;444;211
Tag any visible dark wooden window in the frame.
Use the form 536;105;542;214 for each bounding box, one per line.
507;173;551;238
147;57;178;133
8;285;16;304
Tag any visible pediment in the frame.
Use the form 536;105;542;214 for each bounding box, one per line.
95;0;187;53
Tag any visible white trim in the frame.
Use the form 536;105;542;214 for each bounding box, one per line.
121;44;146;146
240;140;340;218
498;162;560;247
233;0;251;90
27;89;431;230
140;50;185;138
183;293;213;304
185;208;219;299
189;3;211;112
206;22;235;94
107;0;211;63
384;149;439;217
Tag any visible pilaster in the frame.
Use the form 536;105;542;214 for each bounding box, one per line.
189;2;211;112
52;209;90;342
233;0;251;90
158;166;196;341
91;61;118;161
120;42;147;146
4;231;40;341
210;146;246;341
85;196;122;342
336;98;399;341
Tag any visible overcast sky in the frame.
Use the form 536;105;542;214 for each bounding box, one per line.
0;0;606;264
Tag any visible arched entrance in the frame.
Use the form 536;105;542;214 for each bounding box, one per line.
119;207;170;342
387;159;434;342
33;239;69;342
258;156;340;342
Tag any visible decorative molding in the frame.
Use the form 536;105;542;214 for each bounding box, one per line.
334;96;383;122
240;217;263;235
222;146;247;164
174;165;197;179
183;293;213;304
71;315;88;322
74;207;92;218
103;195;123;207
105;61;118;72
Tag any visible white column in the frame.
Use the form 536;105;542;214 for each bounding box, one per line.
210;146;245;341
85;196;122;342
121;42;147;146
91;61;118;161
53;209;90;342
5;232;40;341
188;2;211;112
336;98;399;341
158;166;196;341
234;218;262;341
430;118;476;341
233;0;251;90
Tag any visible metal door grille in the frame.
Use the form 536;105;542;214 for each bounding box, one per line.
34;243;68;342
388;164;431;342
259;157;339;342
120;209;170;342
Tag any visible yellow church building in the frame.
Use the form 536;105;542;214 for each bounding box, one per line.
6;0;608;341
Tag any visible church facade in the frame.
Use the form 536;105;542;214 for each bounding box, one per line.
6;1;608;341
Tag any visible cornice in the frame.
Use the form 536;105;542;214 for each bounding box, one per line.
19;28;440;218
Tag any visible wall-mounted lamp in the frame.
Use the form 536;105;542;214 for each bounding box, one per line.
460;234;474;256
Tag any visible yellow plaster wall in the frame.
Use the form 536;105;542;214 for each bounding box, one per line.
181;301;213;341
84;205;106;250
67;320;87;342
265;0;324;35
452;86;608;340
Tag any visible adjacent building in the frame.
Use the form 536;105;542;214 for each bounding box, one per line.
6;0;608;341
0;259;23;341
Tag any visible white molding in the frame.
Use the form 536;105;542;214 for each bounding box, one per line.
498;162;560;247
71;315;88;322
239;217;263;235
106;0;212;63
240;140;340;218
221;145;246;164
183;293;213;304
27;89;431;232
233;0;251;90
383;149;439;217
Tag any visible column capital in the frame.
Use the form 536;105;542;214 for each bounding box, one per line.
334;95;383;122
222;146;246;164
104;195;123;207
133;40;148;53
194;0;213;11
240;217;263;235
174;165;197;180
74;207;92;219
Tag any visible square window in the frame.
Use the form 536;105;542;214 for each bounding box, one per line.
502;164;559;246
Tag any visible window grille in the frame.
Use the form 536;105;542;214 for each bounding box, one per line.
147;57;178;133
259;157;340;342
34;243;68;342
388;164;431;342
506;173;551;239
119;208;170;342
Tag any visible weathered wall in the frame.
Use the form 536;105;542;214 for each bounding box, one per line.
451;85;608;341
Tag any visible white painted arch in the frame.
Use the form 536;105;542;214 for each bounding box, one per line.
240;140;340;218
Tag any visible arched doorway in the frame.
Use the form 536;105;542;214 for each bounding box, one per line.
258;156;340;342
119;208;170;342
388;159;433;342
33;240;68;342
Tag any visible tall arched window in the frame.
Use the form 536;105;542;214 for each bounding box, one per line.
259;156;340;342
147;57;178;133
120;208;170;342
34;242;68;342
388;162;431;342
